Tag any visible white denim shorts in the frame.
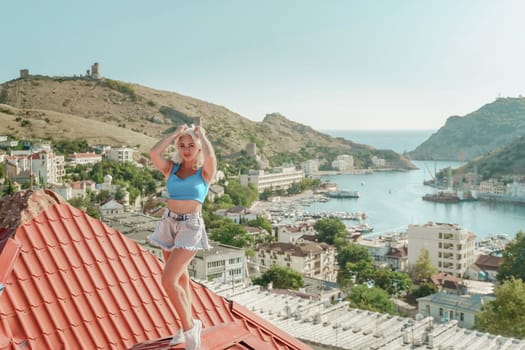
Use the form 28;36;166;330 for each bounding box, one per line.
147;209;211;251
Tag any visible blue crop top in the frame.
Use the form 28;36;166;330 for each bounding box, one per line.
166;163;209;203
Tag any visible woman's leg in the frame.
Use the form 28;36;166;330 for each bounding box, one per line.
179;269;193;320
162;248;196;331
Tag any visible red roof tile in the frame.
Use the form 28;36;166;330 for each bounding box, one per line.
0;190;312;350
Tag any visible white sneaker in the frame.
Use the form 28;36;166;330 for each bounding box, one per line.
169;328;184;346
184;319;202;350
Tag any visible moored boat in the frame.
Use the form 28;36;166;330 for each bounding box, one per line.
326;189;360;198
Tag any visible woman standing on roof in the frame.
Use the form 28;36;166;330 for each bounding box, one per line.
148;123;216;350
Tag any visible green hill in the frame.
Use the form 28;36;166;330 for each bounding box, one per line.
0;75;415;170
460;136;525;180
408;97;525;161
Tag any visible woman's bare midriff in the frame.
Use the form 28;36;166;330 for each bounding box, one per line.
166;199;202;214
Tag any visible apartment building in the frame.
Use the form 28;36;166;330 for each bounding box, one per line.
255;241;337;282
105;147;136;163
240;165;304;193
5;150;65;186
407;222;476;277
29;151;66;185
189;243;247;284
331;154;354;171
301;159;320;176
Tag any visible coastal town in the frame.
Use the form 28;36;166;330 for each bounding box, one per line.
1;135;523;348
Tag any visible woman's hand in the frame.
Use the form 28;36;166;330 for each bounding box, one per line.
194;125;205;138
174;124;189;138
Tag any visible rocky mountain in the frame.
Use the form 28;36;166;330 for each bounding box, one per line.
408;97;525;161
0;75;415;170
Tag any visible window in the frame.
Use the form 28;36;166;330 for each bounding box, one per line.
229;257;241;264
460;312;464;321
228;268;242;276
439;308;443;316
443;233;454;240
207;260;225;268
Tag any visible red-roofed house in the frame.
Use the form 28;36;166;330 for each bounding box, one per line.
0;190;312;350
430;272;466;294
466;254;503;281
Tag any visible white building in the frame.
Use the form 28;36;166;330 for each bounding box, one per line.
105;147;136;163
407;222;476;278
331;155;354;171
29;151;65;185
256;242;337;282
371;155;386;168
417;292;494;329
356;235;408;272
276;222;317;244
240;166;304;193
69;152;103;165
0;139;18;148
506;180;525;197
6;150;65;186
99;199;125;217
301;159;320;176
478;178;506;195
189;242;247;284
49;180;98;201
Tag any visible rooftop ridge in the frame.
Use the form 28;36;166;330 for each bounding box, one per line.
0;190;65;253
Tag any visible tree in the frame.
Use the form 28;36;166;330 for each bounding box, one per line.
336;243;374;287
226;179;258;207
410;247;437;282
314;218;347;245
372;269;413;296
209;223;254;248
412;281;438;298
252;265;304;290
348;284;397;314
246;216;273;234
475;277;525;339
497;231;525;283
1;179;16;196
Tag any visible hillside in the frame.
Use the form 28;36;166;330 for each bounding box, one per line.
459;136;525;180
407;97;525;161
0;75;415;170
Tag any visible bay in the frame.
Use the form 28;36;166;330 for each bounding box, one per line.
305;130;525;240
321;129;436;153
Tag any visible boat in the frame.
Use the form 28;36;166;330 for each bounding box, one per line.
326;189;360;198
422;191;460;203
422;189;478;203
349;223;374;233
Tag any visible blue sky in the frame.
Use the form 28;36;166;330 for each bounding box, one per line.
2;1;525;130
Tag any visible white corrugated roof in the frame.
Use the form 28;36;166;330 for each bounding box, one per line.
202;280;525;350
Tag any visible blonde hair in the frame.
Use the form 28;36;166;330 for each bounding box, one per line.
171;127;204;169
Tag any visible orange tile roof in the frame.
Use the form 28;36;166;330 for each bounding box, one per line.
0;190;312;350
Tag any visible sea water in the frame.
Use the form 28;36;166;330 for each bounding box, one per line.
311;130;525;240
